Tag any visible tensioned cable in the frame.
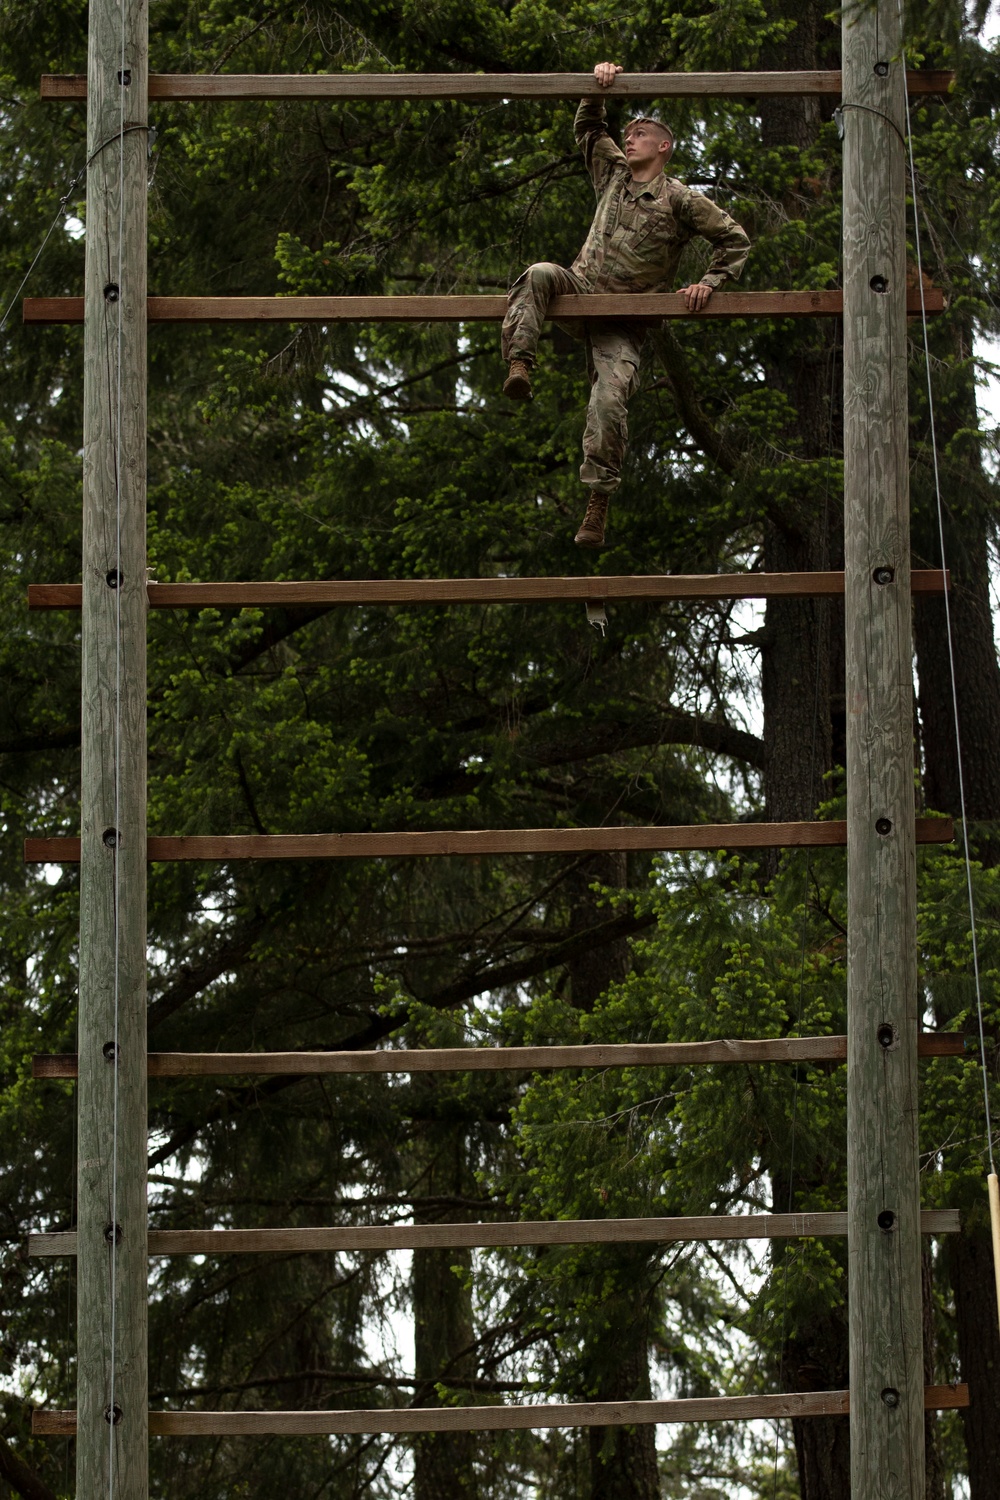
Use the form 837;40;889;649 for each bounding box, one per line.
0;192;80;337
900;67;995;1174
0;127;148;338
107;4;129;1491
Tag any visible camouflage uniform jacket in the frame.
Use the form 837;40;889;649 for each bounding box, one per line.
571;97;750;294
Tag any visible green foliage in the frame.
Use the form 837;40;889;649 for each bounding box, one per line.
0;1;999;1496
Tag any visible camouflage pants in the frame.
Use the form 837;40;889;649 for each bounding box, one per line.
501;262;644;494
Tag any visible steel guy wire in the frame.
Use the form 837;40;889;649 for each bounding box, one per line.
0;126;149;338
901;65;996;1174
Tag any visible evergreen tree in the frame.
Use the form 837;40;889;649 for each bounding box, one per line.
1;2;998;1496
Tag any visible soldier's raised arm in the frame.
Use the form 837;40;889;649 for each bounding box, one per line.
575;61;627;195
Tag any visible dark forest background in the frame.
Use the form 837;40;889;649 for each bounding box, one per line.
2;1;1000;1496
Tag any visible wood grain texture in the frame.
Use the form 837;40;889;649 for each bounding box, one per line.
27;1210;960;1259
25;569;950;611
843;7;925;1494
31;1385;969;1437
40;70;955;101
22;290;946;325
31;1032;966;1079
22;819;954;864
76;2;149;1496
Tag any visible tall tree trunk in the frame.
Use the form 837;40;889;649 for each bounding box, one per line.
910;310;1000;1499
587;1314;660;1500
762;532;834;824
771;1174;850;1499
411;1118;478;1500
944;1227;1000;1498
912;315;1000;835
915;552;1000;825
789;1372;850;1500
759;0;840;832
566;854;630;1013
564;855;659;1500
759;301;839;829
758;4;852;1491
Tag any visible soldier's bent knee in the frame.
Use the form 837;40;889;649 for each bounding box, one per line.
525;262;563;289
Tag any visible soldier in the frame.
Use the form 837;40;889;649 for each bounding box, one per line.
502;61;751;548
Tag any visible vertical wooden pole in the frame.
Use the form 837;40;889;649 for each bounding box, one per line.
78;0;148;1495
843;0;925;1494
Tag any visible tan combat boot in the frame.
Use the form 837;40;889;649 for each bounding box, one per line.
503;359;533;401
574;493;609;548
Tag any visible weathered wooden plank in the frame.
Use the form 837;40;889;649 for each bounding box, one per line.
76;1;149;1497
22;819;954;865
25;569;950;611
22;289;946;325
40;70;956;101
843;6;924;1494
31;1385;970;1437
27;1210;961;1259
31;1032;966;1079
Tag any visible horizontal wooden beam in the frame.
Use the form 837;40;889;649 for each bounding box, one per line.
26;570;950;612
23;820;954;865
32;1384;969;1436
40;70;955;102
22;289;946;326
32;1032;966;1080
27;1210;960;1259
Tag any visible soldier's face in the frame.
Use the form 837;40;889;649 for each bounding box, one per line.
624;125;672;173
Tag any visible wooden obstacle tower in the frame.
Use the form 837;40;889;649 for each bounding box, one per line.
21;0;969;1494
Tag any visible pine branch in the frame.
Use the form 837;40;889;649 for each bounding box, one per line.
649;328;743;474
151;1370;524;1399
0;725;79;755
146;905;655;1169
0;1436;58;1500
147;913;271;1033
151;1192;498;1213
519;706;764;772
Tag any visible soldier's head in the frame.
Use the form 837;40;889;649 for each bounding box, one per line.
623;116;674;177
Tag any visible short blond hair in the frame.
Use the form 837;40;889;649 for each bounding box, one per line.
623;116;674;151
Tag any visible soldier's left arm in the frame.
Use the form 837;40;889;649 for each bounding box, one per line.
678;189;751;290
